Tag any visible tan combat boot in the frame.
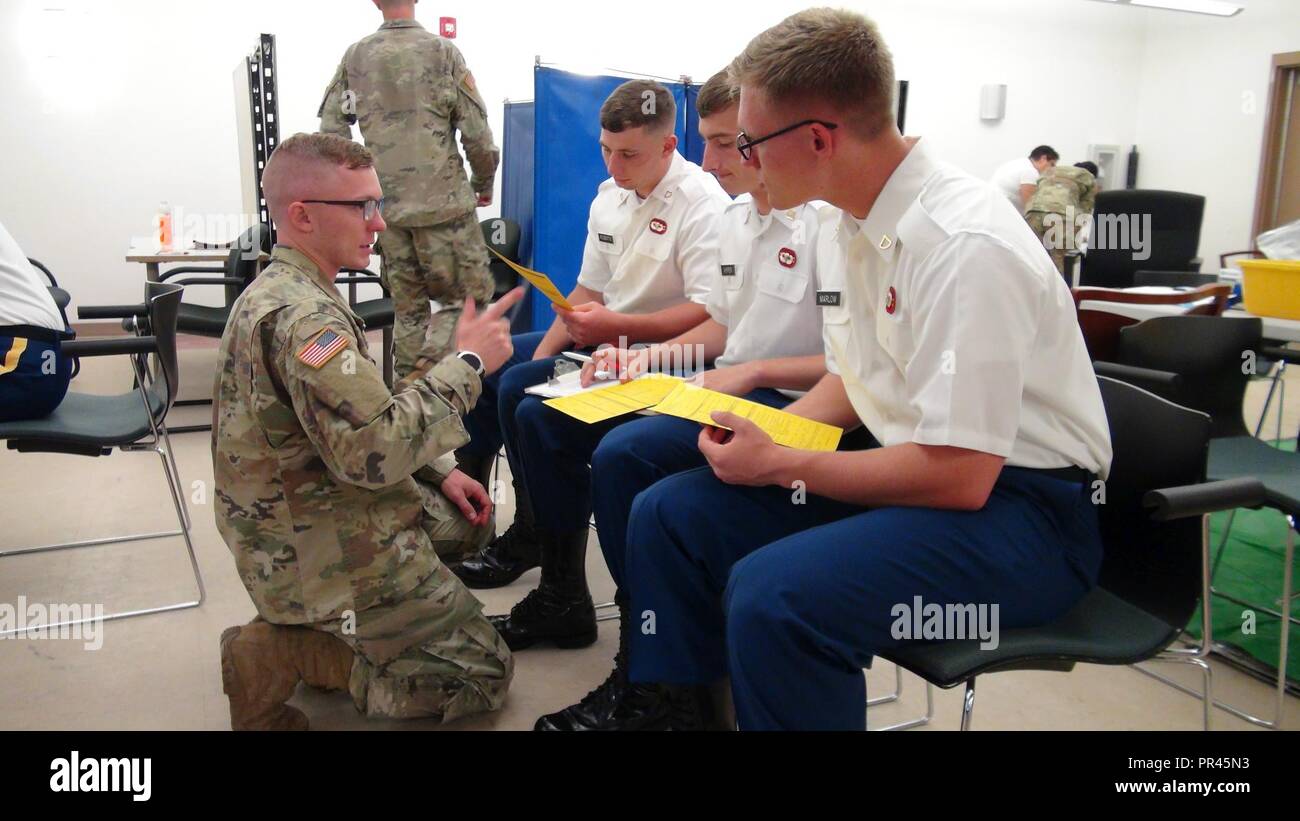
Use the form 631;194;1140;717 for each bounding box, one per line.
220;619;355;731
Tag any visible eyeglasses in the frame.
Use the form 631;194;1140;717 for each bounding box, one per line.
736;120;839;160
301;198;385;220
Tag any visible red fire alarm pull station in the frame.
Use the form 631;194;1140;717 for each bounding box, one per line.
440;17;457;38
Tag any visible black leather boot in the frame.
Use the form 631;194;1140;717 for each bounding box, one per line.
534;593;671;731
662;684;721;731
452;468;540;589
488;528;596;650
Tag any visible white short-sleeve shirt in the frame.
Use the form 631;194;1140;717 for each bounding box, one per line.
576;151;730;315
0;221;63;331
708;196;823;395
989;156;1040;208
817;138;1112;477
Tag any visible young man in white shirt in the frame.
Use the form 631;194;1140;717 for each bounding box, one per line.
452;81;730;615
622;9;1112;730
533;69;827;730
990;145;1058;211
0;221;72;423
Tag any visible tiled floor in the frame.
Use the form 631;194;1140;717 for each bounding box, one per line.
1;338;1296;731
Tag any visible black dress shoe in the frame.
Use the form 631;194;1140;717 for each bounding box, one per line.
452;523;539;589
535;675;669;730
488;584;597;650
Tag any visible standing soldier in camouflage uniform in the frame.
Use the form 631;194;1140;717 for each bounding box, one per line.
1025;161;1099;277
214;132;524;730
319;0;498;387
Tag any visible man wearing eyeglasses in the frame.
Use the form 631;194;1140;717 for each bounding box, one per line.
449;80;729;647
319;0;498;387
534;68;827;730
618;9;1112;729
214;132;525;730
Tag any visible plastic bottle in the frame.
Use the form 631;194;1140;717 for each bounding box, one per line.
157;201;173;252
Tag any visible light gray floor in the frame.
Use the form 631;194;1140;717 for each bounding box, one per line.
0;338;1296;731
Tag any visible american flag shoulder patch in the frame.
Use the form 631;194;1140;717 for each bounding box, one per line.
296;328;349;369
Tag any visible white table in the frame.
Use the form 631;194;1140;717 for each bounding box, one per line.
1077;299;1300;342
125;247;233;282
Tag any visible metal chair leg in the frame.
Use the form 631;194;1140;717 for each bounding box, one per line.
959;678;976;731
0;441;206;638
866;664;935;731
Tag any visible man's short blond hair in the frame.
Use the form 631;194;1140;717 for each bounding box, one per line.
262;133;374;221
599;80;676;135
696;68;739;120
732;7;896;138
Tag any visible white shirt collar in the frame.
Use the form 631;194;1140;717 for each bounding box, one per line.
618;151;687;207
839;137;938;262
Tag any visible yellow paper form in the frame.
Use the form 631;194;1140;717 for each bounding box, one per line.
543;376;682;424
652;383;843;451
490;248;573;310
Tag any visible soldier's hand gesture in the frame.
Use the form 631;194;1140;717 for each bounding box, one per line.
455;287;525;375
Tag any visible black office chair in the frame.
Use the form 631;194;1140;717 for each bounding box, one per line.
1133;271;1220;288
158;225;269;338
336;267;394;386
874;377;1265;731
0;281;205;636
481;217;524;324
1099;314;1299;728
1079;190;1205;288
145;225;270;432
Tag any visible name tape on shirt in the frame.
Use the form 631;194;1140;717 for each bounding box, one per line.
816;290;842;307
297;329;349;369
720;264;737;277
598;233;615;244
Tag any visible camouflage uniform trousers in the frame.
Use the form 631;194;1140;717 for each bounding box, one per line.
313;478;513;723
380;213;494;383
1025;211;1068;277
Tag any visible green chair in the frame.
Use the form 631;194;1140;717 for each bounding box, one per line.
0;281;205;636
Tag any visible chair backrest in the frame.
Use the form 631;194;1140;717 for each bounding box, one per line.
1114;314;1262;439
1072;284;1232;361
1095;376;1211;629
1080;189;1205;288
222;223;269;306
142;281;185;418
1133;271;1219;288
481;218;522;299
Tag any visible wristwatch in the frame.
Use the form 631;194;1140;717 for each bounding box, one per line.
456;350;485;377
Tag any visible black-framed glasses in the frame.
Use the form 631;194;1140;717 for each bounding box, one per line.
301;198;385;220
736;120;838;160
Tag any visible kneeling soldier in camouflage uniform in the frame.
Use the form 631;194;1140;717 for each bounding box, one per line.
213;132;524;730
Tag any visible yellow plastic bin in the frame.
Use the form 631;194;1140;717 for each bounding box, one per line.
1239;259;1300;320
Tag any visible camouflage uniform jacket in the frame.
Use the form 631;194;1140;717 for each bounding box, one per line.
318;19;498;228
212;245;480;625
1026;165;1097;216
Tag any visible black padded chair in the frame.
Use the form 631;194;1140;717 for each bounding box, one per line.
336;267;394;386
481;218;522;297
158;224;269;338
874;377;1265;730
1097;314;1299;728
0;281;205;636
1079;190;1205;289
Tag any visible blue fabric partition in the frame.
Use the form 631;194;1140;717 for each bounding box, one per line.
528;66;701;332
500;100;535;333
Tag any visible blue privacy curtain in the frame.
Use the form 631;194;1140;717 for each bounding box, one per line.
500;100;535;333
519;66;703;332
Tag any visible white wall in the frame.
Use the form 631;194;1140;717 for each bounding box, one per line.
1132;0;1297;269
0;0;1280;321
